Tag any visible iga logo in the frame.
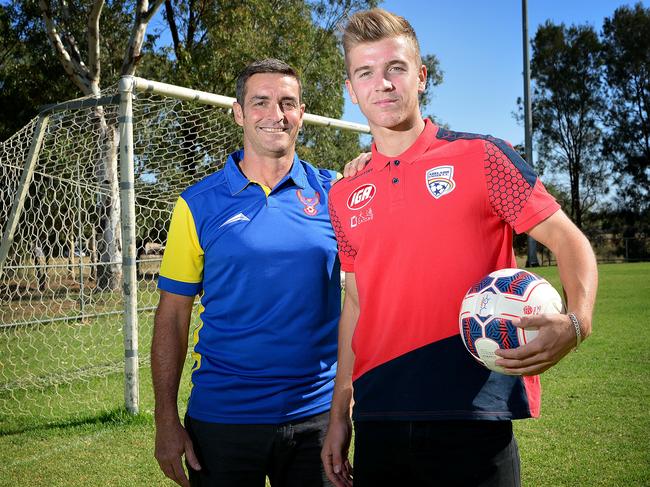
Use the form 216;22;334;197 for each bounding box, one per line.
347;184;376;210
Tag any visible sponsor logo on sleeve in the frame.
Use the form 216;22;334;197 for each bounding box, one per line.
347;183;376;210
426;165;456;199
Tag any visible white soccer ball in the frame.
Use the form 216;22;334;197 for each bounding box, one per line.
459;268;564;374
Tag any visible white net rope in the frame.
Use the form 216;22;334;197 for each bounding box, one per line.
1;93;127;428
0;83;360;429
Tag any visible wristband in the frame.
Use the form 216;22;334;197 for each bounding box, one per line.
568;313;582;350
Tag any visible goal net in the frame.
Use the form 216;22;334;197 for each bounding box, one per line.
0;77;368;429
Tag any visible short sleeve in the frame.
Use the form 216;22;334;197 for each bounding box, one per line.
158;197;204;296
483;139;560;234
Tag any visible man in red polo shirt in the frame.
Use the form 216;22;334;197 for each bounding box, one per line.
321;8;598;487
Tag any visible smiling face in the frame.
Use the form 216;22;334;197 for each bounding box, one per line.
233;72;305;159
345;36;426;132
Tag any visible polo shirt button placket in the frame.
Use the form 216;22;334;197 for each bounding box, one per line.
389;160;406;207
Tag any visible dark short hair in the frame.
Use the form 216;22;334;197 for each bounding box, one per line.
235;58;302;106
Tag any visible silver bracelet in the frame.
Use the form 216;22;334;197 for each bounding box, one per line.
568;313;582;351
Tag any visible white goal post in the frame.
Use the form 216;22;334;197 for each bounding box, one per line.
0;76;369;424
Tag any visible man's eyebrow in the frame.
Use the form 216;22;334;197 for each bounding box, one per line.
248;95;270;102
280;96;299;103
352;59;408;76
352;65;372;76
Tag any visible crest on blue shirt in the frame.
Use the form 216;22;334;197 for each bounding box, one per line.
296;189;320;216
426;165;456;199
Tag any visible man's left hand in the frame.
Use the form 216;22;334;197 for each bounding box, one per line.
343;152;371;178
495;313;579;375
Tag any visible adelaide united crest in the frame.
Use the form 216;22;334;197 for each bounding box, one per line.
426;165;456;199
296;189;320;216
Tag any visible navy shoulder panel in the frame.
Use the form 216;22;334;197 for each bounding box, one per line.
436;128;537;188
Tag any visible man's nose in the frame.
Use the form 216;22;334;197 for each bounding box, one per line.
271;102;285;120
375;76;394;91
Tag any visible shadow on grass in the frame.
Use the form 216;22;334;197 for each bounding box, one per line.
0;407;153;436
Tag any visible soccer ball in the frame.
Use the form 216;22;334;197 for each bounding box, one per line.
459;268;564;374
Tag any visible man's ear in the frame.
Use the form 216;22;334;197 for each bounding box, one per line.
233;101;244;127
299;103;306;128
345;79;359;105
417;64;428;94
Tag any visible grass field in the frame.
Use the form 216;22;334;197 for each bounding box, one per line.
0;262;648;486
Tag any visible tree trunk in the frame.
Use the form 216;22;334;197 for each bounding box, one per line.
570;159;583;230
95;109;122;291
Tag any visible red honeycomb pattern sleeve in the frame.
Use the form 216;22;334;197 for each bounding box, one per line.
483;140;535;227
328;197;357;272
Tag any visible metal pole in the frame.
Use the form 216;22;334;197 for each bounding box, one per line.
118;76;139;414
76;153;86;319
522;0;539;267
0;115;50;276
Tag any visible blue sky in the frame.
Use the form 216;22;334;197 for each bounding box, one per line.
343;0;648;147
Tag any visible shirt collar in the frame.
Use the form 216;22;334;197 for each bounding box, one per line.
224;149;307;196
369;119;439;171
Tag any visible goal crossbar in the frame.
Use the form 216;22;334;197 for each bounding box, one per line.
128;76;371;133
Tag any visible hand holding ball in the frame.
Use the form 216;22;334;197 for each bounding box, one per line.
459;268;564;374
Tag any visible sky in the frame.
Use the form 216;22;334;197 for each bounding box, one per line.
342;0;648;147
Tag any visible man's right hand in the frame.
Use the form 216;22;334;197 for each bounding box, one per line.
154;419;201;487
321;416;354;487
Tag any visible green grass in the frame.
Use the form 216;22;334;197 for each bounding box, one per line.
1;263;648;486
514;263;650;486
0;283;191;429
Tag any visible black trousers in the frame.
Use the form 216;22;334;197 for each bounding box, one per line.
185;412;332;487
353;420;521;487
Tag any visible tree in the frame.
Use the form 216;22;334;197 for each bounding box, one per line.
419;53;444;114
155;0;443;170
530;21;606;229
0;2;79;140
3;1;445;281
37;0;164;289
601;2;650;213
157;0;368;171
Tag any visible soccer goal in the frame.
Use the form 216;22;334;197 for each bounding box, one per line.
0;77;369;427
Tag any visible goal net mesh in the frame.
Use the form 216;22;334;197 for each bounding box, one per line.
0;82;362;430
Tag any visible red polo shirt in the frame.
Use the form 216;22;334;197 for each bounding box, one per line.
329;119;560;421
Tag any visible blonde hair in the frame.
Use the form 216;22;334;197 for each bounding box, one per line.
342;8;422;71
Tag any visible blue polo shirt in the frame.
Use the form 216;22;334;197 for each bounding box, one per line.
158;149;341;424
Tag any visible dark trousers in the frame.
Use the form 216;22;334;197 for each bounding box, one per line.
353;420;521;487
185;412;332;487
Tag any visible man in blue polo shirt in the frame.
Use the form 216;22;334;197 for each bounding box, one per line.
152;58;340;487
